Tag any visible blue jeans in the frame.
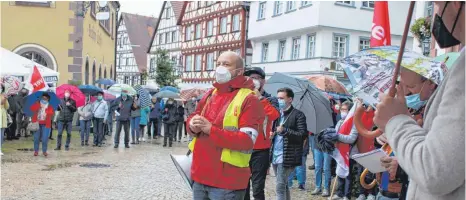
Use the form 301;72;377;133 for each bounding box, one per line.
376;192;399;200
93;118;104;145
288;155;307;187
34;125;50;153
273;164;294;200
1;128;4;150
309;135;316;164
130;117;141;141
314;149;332;190
192;182;246;200
80;120;91;142
57;121;72;148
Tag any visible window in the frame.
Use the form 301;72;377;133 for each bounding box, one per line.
261;43;269;62
425;1;434;17
159;33;165;44
361;1;374;8
185;26;192;41
333;34;348;58
273;1;283;15
301;1;311;7
291;37;301;60
172;31;177;42
185;55;192;71
232;14;240;32
307;35;316;58
149;58;155;73
195;54;202;71
126;58;130;65
336;1;353;6
286;1;296;11
278;40;286;61
206;53;214;70
166;32;171;43
258;2;266;20
359;38;370;51
207;20;214;36
220;17;227;34
197;1;202;9
206;1;214;6
124;76;130;84
165;7;170;18
20;51;49;67
195;24;201;39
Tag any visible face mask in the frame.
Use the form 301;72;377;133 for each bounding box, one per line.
121;93;128;98
64;92;70;98
405;82;427;110
191;97;196;101
432;2;463;48
215;66;232;84
278;99;286;110
40;100;48;105
97;96;103;101
340;112;348;119
252;79;261;90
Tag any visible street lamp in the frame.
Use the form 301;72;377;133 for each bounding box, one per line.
76;1;110;20
422;36;431;56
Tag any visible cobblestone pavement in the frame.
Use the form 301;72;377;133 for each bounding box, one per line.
2;134;329;200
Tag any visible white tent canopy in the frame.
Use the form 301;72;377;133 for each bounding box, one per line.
0;47;59;83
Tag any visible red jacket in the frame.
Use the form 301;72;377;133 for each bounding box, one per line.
31;102;55;128
254;97;279;150
186;76;265;190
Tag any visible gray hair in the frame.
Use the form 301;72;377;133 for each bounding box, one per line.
342;100;353;110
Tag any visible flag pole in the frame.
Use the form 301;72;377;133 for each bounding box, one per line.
388;1;416;97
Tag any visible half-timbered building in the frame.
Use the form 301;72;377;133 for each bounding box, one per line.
178;1;252;89
116;13;158;85
147;1;185;87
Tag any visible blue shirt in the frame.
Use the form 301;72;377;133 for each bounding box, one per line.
272;111;285;164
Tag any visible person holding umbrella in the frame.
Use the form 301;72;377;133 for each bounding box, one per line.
162;98;177;147
0;84;9;155
55;90;77;151
91;91;108;147
112;90;133;148
30;93;55;156
130;95;141;144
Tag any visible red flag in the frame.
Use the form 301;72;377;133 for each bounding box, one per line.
29;65;47;92
370;1;391;47
331;105;356;178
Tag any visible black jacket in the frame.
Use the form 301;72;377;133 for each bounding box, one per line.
111;96;134;121
175;105;184;122
270;106;307;168
57;98;77;122
162;103;177;124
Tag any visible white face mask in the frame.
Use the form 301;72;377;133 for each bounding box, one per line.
215;66;233;84
65;93;70;98
253;79;261;90
340;111;348;119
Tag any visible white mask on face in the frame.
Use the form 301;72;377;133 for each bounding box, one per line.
215;66;232;84
340;111;348;119
65;92;70;98
253;79;261;90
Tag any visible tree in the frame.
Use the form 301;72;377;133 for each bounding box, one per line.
155;48;177;87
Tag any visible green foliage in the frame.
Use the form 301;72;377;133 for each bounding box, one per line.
68;80;82;86
155;48;177;87
410;17;431;40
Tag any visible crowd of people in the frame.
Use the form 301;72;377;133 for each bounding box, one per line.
0;86;199;156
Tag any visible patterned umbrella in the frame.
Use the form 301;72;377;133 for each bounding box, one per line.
180;88;208;101
133;85;151;108
108;84;137;96
2;75;22;97
56;84;85;107
338;46;447;107
305;75;349;95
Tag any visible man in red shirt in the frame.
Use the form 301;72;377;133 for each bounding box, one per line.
243;67;280;200
187;51;265;199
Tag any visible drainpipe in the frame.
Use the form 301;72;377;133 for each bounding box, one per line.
114;5;120;81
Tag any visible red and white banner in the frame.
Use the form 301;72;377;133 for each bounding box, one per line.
29;65;48;92
331;105;355;178
370;1;391;47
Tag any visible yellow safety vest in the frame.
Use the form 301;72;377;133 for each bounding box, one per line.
188;88;254;168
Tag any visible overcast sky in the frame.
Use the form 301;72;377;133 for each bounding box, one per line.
119;1;164;18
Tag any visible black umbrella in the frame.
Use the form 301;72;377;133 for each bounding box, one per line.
315;128;339;154
263;72;334;133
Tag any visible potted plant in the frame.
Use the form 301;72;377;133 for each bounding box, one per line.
410;17;431;44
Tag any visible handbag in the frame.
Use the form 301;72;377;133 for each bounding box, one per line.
27;122;39;132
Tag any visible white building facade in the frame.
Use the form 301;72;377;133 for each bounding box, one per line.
248;1;414;82
147;1;184;87
116;18;139;85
